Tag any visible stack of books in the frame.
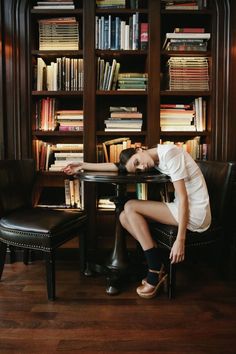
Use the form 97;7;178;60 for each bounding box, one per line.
97;198;115;210
96;0;126;9
160;103;195;131
55;110;84;132
38;17;79;50
160;98;206;132
162;28;210;51
49;143;84;171
166;57;209;91
161;0;208;10
117;72;148;91
33;0;75;10
104;106;143;132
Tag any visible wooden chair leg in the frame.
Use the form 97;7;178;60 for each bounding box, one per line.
168;261;176;299
45;251;56;301
0;242;7;280
23;249;30;265
79;228;86;274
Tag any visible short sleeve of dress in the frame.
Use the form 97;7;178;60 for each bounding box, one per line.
165;147;188;182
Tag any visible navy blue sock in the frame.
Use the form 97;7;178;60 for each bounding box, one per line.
144;247;162;286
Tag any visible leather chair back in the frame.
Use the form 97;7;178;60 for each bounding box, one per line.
196;160;233;223
0;159;36;217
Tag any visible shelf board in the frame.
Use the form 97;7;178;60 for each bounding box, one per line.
33;130;83;137
32;91;83;96
96;49;147;56
32;50;83;56
96;9;148;14
160;90;211;96
161;50;211;57
160;131;209;137
37;171;65;176
96;131;147;136
96;90;147;96
161;9;212;15
31;9;83;15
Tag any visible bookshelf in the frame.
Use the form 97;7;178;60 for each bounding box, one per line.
13;0;220;245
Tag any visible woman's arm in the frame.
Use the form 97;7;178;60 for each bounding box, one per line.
169;179;188;264
63;162;118;175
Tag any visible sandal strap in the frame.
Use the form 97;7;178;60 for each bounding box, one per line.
149;264;165;275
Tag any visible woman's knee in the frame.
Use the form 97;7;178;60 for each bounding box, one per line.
119;210;127;227
124;199;139;214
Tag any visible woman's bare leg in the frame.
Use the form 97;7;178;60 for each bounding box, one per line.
120;199;177;251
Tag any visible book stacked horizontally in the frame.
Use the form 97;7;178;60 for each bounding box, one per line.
166;57;209;91
33;0;75;10
38;17;79;50
117;72;148;91
96;0;126;8
97;198;116;210
55;110;84;132
161;0;207;10
163;28;211;51
104;106;143;132
160;103;195;131
49;143;84;171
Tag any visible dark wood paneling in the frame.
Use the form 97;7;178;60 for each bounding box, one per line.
228;0;236;161
0;0;5;159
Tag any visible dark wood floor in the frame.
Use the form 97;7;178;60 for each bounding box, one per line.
0;257;236;354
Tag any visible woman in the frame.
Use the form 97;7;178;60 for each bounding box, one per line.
63;143;211;299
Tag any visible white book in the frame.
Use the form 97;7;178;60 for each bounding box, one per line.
37;57;46;91
33;5;75;9
64;179;71;207
73;179;81;208
55;152;83;157
161;126;196;131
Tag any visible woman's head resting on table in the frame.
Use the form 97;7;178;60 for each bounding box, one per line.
117;147;158;173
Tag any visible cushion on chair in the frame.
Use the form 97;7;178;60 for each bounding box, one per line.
150;220;221;250
0;207;87;251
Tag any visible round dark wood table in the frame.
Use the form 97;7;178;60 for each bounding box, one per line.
78;170;169;295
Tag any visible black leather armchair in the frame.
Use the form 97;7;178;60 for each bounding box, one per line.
0;159;87;300
150;161;235;299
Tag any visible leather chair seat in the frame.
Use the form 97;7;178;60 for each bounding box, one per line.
0;208;87;251
151;219;221;250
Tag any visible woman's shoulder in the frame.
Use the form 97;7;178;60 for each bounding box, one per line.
157;143;181;158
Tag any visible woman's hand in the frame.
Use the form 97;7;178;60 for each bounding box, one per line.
169;238;185;264
62;163;84;175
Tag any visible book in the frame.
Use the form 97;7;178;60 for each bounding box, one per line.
163;32;210;50
109;106;138;112
161;125;196;131
102;137;131;162
140;23;148;50
174;27;205;33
